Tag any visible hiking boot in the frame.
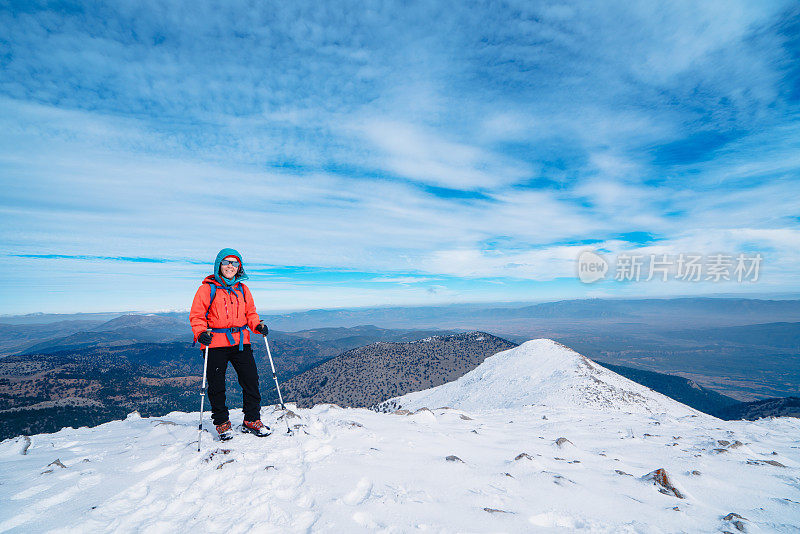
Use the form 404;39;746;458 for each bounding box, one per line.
242;419;271;437
216;421;234;441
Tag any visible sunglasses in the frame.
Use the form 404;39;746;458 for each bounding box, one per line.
220;260;240;267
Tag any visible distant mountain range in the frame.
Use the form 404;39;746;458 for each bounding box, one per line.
5;297;800;330
5;298;798;403
254;297;800;330
1;297;798;441
20;315;189;354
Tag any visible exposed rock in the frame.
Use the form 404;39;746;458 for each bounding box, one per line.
555;437;573;447
514;453;533;461
552;474;575;486
394;409;411;416
722;512;748;532
413;407;433;415
723;512;747;521
729;440;744;449
347;421;364;428
20;436;31;455
713;448;728;453
541;415;548;420
203;449;232;463
690;470;701;476
504;473;514;478
278;409;300;420
615;470;632;476
483;507;512;514
48;459;66;469
642;468;684;499
459;414;473;420
153;420;177;426
718;440;730;447
264;465;276;470
445;455;464;463
216;459;235;470
747;459;786;467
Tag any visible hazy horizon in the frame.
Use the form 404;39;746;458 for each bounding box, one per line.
4;293;800;322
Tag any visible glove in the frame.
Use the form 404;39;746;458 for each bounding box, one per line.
255;322;268;335
197;331;213;345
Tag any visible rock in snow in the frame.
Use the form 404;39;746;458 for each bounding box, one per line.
0;338;798;532
642;468;685;499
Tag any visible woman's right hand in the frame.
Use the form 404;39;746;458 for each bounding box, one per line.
198;331;213;345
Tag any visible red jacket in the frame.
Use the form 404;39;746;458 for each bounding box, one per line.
190;275;261;348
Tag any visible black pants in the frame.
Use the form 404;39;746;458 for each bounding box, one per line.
205;344;261;425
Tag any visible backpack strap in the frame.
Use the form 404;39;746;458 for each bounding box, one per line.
206;282;217;319
232;282;246;304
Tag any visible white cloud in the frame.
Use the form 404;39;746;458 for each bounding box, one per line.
350;119;531;189
371;276;438;284
2;1;799;312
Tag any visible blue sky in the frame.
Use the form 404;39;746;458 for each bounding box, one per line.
1;1;799;314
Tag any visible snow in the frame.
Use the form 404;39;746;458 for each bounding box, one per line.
1;339;799;533
386;339;703;416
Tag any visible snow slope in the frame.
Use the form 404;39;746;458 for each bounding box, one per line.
0;339;798;533
382;339;704;416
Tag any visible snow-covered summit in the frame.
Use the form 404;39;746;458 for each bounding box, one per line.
384;339;703;417
1;338;798;532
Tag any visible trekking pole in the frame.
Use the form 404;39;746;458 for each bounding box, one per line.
197;329;212;452
262;334;292;435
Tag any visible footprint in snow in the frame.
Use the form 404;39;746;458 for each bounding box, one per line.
343;477;373;505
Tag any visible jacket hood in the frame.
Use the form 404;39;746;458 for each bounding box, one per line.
213;248;249;286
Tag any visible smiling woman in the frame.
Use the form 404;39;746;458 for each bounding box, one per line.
189;248;271;440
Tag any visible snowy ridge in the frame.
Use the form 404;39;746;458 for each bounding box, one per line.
0;339;798;532
384;339;703;416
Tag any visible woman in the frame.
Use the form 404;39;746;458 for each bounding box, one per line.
190;248;271;440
